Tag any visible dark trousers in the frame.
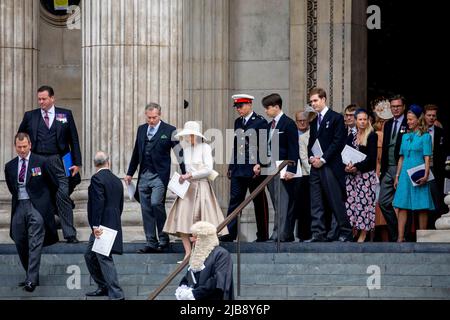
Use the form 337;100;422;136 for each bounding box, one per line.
84;235;124;300
226;176;269;240
41;154;76;239
309;166;352;240
429;167;447;228
138;171;169;248
267;177;296;241
379;166;399;241
12;200;45;284
293;176;311;241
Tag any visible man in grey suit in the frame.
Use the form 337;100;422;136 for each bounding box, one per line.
4;133;59;292
84;151;124;300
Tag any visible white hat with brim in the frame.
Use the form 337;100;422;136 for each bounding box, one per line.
175;121;206;140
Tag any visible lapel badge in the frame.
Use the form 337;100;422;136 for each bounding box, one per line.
31;167;42;176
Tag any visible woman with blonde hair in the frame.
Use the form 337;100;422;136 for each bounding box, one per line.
344;109;378;242
393;105;434;242
163;121;228;262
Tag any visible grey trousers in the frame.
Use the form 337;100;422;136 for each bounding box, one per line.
267;177;296;241
44;155;76;239
138;171;169;248
84;235;124;300
12;200;45;284
378;166;399;241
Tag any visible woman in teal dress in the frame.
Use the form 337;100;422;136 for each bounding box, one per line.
393;105;434;242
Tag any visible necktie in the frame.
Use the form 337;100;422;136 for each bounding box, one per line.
147;126;155;140
318;113;322;127
271;119;276;129
44;111;50;128
242;118;247;126
19;158;26;183
391;119;398;140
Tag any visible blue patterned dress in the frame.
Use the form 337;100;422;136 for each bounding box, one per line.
393;131;435;210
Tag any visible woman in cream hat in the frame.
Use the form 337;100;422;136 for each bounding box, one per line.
163;121;228;263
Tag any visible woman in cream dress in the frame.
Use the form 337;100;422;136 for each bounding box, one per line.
163;121;228;262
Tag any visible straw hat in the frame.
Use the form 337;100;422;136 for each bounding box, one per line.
175;121;206;140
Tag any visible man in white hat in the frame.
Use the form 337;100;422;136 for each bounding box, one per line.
219;94;270;242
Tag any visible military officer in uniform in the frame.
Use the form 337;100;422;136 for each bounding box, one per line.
220;94;270;242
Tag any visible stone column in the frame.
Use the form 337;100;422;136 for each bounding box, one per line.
314;0;367;112
0;0;38;218
0;0;38;179
82;0;183;177
182;0;230;207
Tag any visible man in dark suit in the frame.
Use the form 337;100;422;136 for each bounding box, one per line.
18;85;81;243
378;94;408;241
424;104;448;226
306;88;352;242
254;93;299;242
84;151;124;300
219;94;269;242
4;133;59;292
125;103;185;253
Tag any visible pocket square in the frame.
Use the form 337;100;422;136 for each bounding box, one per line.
160;134;168;139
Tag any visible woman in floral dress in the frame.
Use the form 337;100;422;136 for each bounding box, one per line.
345;109;378;242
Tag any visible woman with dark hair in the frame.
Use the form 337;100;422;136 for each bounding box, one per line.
344;109;378;242
393;105;434;242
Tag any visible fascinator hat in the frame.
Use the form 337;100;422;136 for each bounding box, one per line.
408;104;423;118
374;100;393;120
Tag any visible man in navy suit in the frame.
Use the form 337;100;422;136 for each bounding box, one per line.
4;133;59;292
85;151;124;300
125;103;185;253
254;93;299;242
220;94;269;242
18;85;81;243
306;88;352;242
378;94;407;241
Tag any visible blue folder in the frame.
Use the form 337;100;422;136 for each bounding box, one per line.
62;152;72;177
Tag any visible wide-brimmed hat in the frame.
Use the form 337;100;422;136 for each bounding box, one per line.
175;121;206;139
374;100;393;120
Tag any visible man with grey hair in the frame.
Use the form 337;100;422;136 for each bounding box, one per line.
125;103;185;253
84;151;124;299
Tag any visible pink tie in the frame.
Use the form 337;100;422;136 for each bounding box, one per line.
44;111;50;128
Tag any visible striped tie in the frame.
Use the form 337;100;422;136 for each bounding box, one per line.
18;158;26;183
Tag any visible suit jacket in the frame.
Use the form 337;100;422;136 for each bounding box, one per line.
380;116;407;176
4;153;59;246
432;126;447;187
229;112;268;177
126;121;185;201
18;107;82;166
307;108;347;190
346;131;378;173
88;169;124;254
266;113;299;174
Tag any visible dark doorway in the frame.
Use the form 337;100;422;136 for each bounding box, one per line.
368;0;449;127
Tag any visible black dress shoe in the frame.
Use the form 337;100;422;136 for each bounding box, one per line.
18;281;26;287
137;246;161;254
218;235;235;242
23;281;37;292
305;236;327;243
66;237;79;244
253;238;268;242
86;288;108;297
158;242;169;251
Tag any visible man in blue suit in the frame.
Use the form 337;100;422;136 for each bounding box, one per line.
306;88;352;242
220;94;270;242
125;103;185;253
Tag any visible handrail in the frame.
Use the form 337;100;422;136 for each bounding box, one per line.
147;160;294;300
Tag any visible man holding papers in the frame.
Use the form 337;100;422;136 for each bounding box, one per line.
306;88;352;242
18;85;81;243
393;105;434;242
124;103;185;254
84;151;124;300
